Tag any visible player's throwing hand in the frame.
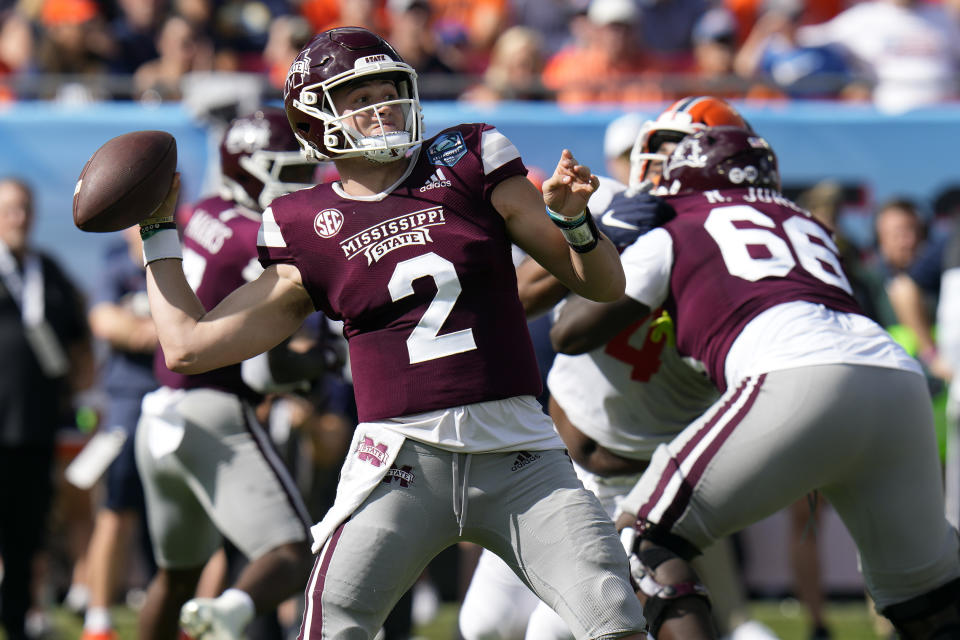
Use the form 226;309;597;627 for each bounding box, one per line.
543;149;600;218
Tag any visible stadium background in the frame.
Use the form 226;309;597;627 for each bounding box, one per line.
0;97;953;634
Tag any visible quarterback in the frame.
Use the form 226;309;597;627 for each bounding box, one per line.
140;27;647;640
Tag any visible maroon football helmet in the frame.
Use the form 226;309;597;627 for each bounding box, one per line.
283;27;423;163
220;107;315;211
657;125;780;197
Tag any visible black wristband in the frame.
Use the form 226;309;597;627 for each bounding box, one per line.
567;211;599;253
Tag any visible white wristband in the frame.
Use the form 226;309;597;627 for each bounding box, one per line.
141;228;182;265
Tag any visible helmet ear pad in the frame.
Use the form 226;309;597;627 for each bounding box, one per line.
282;27;423;163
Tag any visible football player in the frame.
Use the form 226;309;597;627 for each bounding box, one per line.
556;126;960;640
461;98;779;640
139;26;648;640
134;107;322;640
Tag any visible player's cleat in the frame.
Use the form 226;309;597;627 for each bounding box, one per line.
179;596;253;640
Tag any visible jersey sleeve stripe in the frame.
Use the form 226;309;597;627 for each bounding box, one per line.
257;207;287;248
480;129;521;175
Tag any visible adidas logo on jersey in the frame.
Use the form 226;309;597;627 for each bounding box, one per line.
420;168;451;192
511;451;541;472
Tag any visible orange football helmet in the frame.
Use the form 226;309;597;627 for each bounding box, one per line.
628;96;751;190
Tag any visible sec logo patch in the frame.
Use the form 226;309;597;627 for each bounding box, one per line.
314;208;344;238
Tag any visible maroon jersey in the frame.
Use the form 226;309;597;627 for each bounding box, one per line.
154;195;264;400
662;188;863;389
258;124;542;421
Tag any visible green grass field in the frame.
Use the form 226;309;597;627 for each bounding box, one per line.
8;599;890;640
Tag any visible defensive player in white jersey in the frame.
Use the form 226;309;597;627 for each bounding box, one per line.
460;98;778;640
138;26;649;640
556;126;960;640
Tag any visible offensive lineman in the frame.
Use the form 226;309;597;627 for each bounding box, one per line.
557;126;960;640
459;98;778;640
138;27;648;640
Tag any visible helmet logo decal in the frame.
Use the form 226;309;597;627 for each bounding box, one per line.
224;118;270;154
666;138;708;175
314;208;344;238
339;207;446;265
285;51;312;97
427;132;467;167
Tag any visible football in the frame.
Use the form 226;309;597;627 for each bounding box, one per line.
73;130;177;233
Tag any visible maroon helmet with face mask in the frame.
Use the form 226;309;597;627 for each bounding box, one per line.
283;27;423;163
220;107;316;211
657;125;780;197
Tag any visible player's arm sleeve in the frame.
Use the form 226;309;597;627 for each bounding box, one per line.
477;126;527;201
257;205;298;268
549;228;671;354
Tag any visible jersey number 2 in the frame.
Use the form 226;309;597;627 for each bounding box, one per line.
389;252;478;364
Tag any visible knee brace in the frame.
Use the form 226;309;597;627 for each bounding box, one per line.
620;527;711;637
881;577;960;640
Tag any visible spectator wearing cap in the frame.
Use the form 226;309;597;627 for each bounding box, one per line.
542;0;665;104
602;112;645;185
733;0;856;99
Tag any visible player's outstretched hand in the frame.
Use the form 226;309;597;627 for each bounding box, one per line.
542;149;600;219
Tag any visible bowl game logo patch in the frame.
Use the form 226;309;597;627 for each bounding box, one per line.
428;131;467;167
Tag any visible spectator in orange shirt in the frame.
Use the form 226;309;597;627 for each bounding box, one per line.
429;0;509;69
299;0;390;39
542;0;665;105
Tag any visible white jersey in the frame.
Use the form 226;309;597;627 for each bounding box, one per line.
547;307;717;460
798;1;960;113
547;174;717;459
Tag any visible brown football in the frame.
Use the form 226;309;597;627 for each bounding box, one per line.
73;130;177;233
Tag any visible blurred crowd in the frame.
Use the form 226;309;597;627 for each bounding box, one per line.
2;0;960;111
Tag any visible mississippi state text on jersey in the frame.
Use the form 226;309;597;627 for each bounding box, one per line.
154;195;265;399
258;124;542;421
